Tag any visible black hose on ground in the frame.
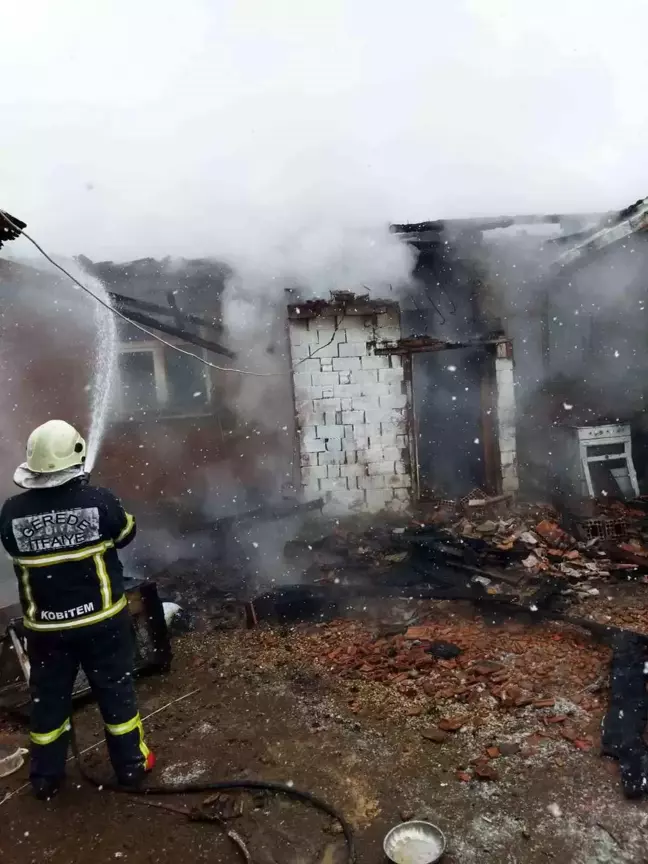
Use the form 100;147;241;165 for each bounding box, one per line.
70;726;356;863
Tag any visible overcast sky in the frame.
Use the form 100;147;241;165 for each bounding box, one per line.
2;0;648;261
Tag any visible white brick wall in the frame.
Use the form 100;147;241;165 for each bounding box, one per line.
289;306;412;513
495;352;519;493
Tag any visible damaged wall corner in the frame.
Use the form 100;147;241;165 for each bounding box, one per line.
496;340;519;494
288;299;412;514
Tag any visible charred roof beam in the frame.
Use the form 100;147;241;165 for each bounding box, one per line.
106;288;233;357
118;308;235;359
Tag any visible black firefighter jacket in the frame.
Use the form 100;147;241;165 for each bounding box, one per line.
0;479;136;632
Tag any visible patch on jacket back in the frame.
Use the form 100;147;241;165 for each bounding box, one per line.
12;508;101;554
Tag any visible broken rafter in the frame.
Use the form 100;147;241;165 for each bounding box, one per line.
555;196;648;273
371;335;507;356
287;298;398;320
390;212;609;238
120;307;235;358
109;290;222;333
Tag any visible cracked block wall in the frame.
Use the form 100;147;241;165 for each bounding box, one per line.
289;305;412;513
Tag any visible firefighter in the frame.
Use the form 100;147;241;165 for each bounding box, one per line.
0;420;154;799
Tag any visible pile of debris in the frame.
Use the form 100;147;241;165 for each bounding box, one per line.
409;490;648;595
247;615;607;786
299;616;607;718
243;494;648;798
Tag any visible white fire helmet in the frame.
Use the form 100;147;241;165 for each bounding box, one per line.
25;420;86;474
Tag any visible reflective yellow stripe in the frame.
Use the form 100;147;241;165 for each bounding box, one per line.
106;713;150;760
23;595;127;631
20;566;36;620
116;513;135;545
94;552;112;609
106;713;141;736
30;717;71;746
15;540;114;568
138;720;151;760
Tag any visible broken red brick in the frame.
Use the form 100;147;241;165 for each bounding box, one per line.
421;681;437;698
504;684;523;701
421;728;449;744
456;771;472;782
486;747;501;759
470;660;505;676
406;705;425;716
533;699;556;709
405;626;436;641
435;688;457;700
438;717;467;732
474;761;499;781
438;659;458;670
545;714;568;724
574;739;593;752
535;520;575;548
560;727;579;743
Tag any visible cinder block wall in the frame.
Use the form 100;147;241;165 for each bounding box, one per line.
288;306;412;513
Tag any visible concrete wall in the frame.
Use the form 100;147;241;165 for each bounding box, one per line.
289;306;412;513
495;341;518;493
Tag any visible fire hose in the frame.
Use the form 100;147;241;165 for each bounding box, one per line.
70;723;356;863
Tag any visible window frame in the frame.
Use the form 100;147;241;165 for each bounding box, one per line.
116;338;213;418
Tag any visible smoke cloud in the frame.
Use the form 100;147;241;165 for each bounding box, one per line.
2;0;648;596
2;0;648;263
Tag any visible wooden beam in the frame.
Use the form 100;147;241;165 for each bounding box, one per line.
120;308;235;358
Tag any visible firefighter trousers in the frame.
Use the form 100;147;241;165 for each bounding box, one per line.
26;608;150;786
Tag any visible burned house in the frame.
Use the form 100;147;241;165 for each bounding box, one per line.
0;194;647;597
0;257;295;509
389;198;648;507
0;255;297;604
287;291;516;510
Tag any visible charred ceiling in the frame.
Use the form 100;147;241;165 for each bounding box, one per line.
77;255;235;358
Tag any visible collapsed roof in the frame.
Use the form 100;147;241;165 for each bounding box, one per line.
391;194;648;274
77;255;234;358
